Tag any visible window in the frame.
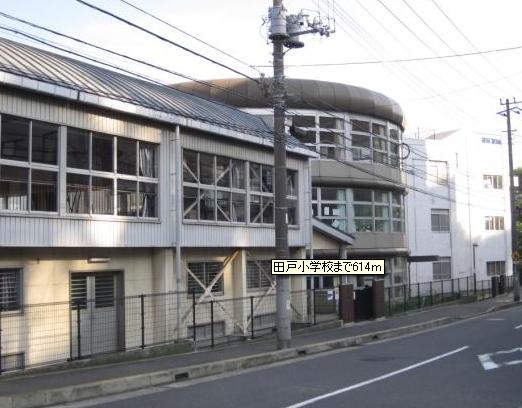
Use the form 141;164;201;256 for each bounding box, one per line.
66;131;158;218
431;209;450;232
246;260;273;291
486;261;506;276
433;257;451;280
0;269;21;312
483;175;503;189
428;162;448;185
187;262;224;294
313;187;347;232
0;115;59;213
182;150;297;226
485;216;504;230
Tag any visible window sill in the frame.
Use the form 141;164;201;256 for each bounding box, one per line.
0;211;161;224
183;220;299;229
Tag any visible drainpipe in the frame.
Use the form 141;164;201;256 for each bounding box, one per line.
174;125;182;338
307;157;315;290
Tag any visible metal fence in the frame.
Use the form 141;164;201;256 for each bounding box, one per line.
0;288;339;373
384;275;513;316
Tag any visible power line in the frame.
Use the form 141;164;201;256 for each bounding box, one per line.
117;0;261;75
254;43;522;67
74;0;261;85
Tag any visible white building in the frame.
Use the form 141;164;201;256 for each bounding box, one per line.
405;129;512;284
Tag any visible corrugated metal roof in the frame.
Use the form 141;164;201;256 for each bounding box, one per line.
0;37;310;154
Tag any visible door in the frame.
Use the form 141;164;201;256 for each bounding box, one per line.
70;272;122;358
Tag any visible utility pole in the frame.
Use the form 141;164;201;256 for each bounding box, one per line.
268;2;334;349
270;0;291;350
498;98;521;302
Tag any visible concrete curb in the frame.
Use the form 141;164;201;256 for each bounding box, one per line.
0;316;460;408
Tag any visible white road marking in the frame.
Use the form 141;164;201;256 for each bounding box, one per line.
514;324;522;330
478;347;522;371
282;346;469;408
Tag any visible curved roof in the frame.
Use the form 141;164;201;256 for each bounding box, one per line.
173;78;405;129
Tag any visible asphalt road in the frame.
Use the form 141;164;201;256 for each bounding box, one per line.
60;306;522;408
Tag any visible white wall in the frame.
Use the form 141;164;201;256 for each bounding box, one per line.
406;129;512;283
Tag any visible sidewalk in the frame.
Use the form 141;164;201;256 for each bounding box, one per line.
0;294;517;408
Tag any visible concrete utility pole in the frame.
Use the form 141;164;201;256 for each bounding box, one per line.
498;98;521;302
270;0;291;350
268;1;334;349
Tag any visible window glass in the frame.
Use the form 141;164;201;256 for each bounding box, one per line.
288;199;298;225
1;116;29;162
67;128;90;169
183;186;198;219
375;220;390;232
199;189;215;220
216;156;230;188
292;116;315;128
351;120;370;132
0;269;20;311
372;123;386;136
262;196;274;224
354;204;372;217
183;150;198;183
353;189;372;202
321;188;345;201
287;170;297;196
374;191;388;203
352;134;371;148
139;142;157;178
31;170;57;212
66;173;89;214
92;134;113;172
117;138;136;175
319;117;342;129
249;163;261;191
374;205;389;218
250;194;261;223
216;190;230;221
199;153;214;185
261;166;273;193
139;182;157;218
230;160;245;189
231;193;245;222
117;179;137;216
0;165;28;210
32;121;58;164
91;177;113;215
355;219;373;232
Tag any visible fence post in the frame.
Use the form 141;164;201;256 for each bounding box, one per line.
441;280;444;303
474;274;477;296
430;281;433;306
210;300;214;348
451;279;454;300
76;300;82;360
140;295;145;350
191;291;197;344
250;296;254;340
403;284;407;312
457;278;461;298
466;277;469;297
388;287;392;315
417;283;421;309
481;280;484;300
313;288;317;325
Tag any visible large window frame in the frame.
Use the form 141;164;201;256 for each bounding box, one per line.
0;115;59;214
432;257;451;280
431;209;450;232
486;261;506;276
0;268;21;312
66;129;159;219
187;261;224;295
483;175;503;190
182;149;298;227
485;216;504;231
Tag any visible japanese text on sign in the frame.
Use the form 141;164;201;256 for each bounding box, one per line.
271;259;384;275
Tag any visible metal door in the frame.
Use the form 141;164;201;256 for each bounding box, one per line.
354;286;373;321
70;272;121;359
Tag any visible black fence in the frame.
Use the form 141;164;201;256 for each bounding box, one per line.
384;275;513;316
0;288;339;373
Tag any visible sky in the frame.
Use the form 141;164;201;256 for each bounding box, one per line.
1;0;522;164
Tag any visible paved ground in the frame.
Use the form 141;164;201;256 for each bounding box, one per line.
0;294;512;400
64;304;522;408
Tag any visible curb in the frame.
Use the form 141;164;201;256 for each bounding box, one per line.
0;316;459;408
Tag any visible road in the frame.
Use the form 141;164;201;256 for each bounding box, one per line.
59;306;522;408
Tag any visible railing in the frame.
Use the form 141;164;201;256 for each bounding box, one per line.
0;288;339;373
385;275;513;316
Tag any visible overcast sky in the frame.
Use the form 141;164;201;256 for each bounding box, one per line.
2;0;522;164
